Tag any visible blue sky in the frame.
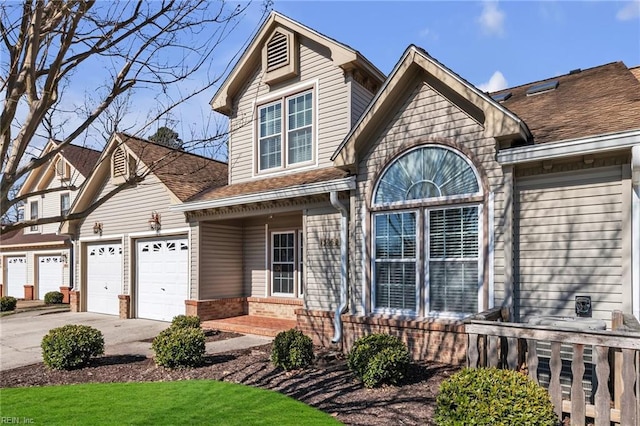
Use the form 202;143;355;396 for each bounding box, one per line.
268;1;640;91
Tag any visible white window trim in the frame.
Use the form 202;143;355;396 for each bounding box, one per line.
371;144;483;209
253;80;319;177
257;90;315;173
270;230;298;298
423;204;484;320
371;209;420;317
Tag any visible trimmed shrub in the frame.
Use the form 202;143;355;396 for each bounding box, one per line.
270;329;314;370
170;315;201;330
41;325;104;370
44;291;64;304
1;296;17;312
152;326;205;368
435;367;558;426
347;333;410;388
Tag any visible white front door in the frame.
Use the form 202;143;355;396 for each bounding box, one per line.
6;257;27;298
86;243;122;315
38;256;63;299
136;237;189;322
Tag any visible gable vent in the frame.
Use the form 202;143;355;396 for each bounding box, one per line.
112;147;127;177
266;31;289;71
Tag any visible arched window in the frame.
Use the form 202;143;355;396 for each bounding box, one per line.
372;145;483;317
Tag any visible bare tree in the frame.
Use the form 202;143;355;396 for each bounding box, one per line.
1;0;267;233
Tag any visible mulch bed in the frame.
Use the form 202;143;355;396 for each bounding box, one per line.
0;343;459;425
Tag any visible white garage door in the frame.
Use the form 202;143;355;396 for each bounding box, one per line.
38;256;63;300
87;243;122;316
6;257;26;298
137;237;189;322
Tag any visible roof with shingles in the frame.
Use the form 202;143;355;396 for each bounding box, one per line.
0;229;69;248
491;61;640;144
57;143;101;178
116;133;228;202
187;167;349;203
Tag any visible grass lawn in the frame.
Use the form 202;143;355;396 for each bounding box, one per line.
0;380;342;425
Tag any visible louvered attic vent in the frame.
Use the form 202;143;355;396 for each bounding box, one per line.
526;80;559;96
267;31;288;71
112;148;126;177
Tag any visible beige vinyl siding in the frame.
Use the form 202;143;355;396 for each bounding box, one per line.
78;173;187;294
352;79;505;316
514;166;624;322
198;222;243;299
243;222;267;297
228;35;350;184
351;80;375;127
304;206;342;311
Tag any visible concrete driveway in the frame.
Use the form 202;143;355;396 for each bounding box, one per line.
0;310;169;371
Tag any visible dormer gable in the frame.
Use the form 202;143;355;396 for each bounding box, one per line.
262;27;299;85
211;11;384;116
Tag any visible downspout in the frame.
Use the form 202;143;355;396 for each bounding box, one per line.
330;191;349;344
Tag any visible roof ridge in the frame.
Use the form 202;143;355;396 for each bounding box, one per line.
490;61;624;94
116;132;228;166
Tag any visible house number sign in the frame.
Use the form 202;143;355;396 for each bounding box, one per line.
320;238;340;247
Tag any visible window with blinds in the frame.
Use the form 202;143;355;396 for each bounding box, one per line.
372;145;483;316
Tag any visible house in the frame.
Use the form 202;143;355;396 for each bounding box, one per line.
1;140;100;301
59;133;227;321
173;12;640;364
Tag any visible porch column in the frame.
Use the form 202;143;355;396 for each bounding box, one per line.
502;165;515;321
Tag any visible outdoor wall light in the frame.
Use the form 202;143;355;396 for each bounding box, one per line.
149;211;161;231
93;222;103;235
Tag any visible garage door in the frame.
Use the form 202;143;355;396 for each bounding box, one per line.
137;237;188;322
38;256;63;299
5;256;26;298
87;243;122;315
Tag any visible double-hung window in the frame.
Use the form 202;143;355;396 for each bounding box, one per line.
372;145;483;317
258;90;313;172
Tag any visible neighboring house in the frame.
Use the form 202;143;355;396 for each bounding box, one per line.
172;12;640;364
59;133;227;321
1;140;100;301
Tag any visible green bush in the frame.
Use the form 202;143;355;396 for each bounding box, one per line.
1;296;17;312
170;315;201;329
435;367;558;426
41;325;104;370
347;333;410;388
152;326;205;368
44;291;64;304
270;329;314;370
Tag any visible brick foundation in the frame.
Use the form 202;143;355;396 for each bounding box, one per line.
296;309;468;365
69;291;81;312
247;297;302;319
296;308;340;349
59;286;71;304
118;295;131;319
23;285;34;300
185;298;247;321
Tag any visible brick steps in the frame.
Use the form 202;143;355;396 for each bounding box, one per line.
202;315;296;338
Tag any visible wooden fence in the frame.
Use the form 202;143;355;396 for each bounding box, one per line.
465;318;640;426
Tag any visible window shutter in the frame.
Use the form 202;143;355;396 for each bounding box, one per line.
266;32;288;71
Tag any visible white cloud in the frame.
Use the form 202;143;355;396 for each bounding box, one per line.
477;71;508;92
477;1;505;36
617;0;640;21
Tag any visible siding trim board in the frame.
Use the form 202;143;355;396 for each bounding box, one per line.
498;129;640;165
